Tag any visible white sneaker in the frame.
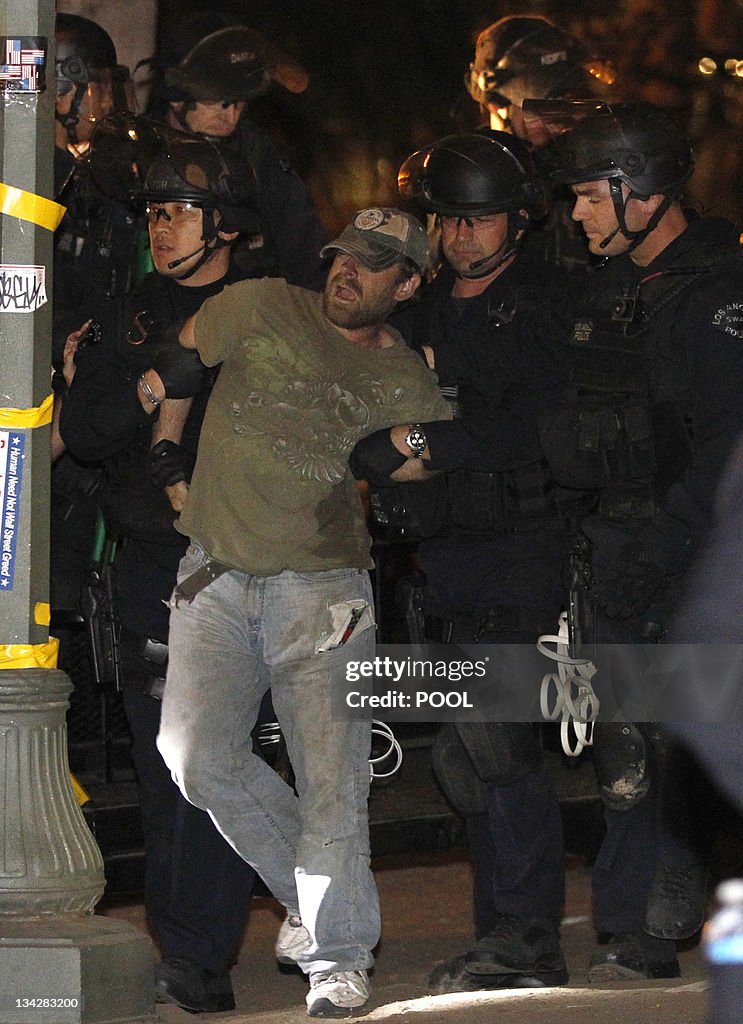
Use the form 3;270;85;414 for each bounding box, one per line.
306;970;370;1017
276;913;312;965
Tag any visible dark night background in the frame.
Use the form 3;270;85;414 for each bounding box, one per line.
153;1;743;234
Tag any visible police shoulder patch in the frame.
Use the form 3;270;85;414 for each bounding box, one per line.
711;302;743;340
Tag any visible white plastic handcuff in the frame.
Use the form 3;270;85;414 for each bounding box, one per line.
537;611;599;757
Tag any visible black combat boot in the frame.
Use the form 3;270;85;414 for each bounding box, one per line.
154;956;236;1013
588;932;680;982
464;913;569;987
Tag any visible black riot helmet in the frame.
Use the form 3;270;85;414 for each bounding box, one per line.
399;131;548;277
131;133;258;279
55;14;134;142
398;130;548;219
543;101;693;197
159;11;308;105
134;134;258;234
466;15;614;114
529;100;694;251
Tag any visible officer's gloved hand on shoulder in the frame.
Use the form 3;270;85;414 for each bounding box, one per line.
151;340;209;399
593;539;666;618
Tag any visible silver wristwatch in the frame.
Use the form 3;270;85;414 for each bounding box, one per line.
405;423;427;458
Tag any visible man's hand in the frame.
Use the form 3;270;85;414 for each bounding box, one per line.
165;481;190;513
62;319;94;387
593;541;666;618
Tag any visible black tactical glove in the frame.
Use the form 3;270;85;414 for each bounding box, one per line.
147;439;196;489
593;540;666;618
152;344;208;399
349;429;407;485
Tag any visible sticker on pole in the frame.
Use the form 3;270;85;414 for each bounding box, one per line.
0;430;25;592
0;265;47;312
0;38;46;93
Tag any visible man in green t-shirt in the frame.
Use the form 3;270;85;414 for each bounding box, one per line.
154;208;451;1017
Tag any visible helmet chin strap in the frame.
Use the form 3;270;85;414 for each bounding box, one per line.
168;210;228;281
600;178;673;254
56;81;88;146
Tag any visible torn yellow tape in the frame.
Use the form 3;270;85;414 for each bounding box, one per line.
35;602;51;626
0;638;59;670
70;773;90;806
0;393;54;429
0;182;66;231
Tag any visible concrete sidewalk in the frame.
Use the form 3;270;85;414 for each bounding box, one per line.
99;850;711;1024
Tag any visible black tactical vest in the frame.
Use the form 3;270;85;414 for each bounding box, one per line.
539;242;743;520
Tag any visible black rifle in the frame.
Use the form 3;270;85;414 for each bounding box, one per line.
79;532;122;692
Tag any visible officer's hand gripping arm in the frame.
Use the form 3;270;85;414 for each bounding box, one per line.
350;424;440;485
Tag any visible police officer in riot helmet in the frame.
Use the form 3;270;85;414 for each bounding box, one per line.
51;15;140;615
55;13;135;152
466;15;613;137
58;136;262;1014
138;138;259;282
535;100;743;976
147;9;327;289
463;15;614;275
350;131;586;992
53;13;138;362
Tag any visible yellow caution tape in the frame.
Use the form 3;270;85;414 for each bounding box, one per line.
69;773;90;806
0;393;54;429
0;638;59;670
34;602;51;626
0;182;66;231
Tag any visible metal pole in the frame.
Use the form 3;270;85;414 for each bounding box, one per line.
0;4;155;1021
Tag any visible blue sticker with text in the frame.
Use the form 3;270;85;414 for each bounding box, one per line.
0;430;25;592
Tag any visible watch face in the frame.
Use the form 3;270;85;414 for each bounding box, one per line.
406;425;427;456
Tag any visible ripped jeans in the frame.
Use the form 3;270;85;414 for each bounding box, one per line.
157;542;380;975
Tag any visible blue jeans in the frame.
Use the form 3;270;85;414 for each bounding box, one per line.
157;543;380;975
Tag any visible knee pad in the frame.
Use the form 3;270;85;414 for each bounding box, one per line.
431;724;487;816
592;722;650;811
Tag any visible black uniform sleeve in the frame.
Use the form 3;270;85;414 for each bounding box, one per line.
426;327;568;472
59;345;152;462
423;397;556;472
640;273;743;571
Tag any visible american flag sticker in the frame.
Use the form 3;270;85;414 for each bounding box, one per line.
0;37;47;93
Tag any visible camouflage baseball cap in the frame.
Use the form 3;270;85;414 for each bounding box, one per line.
321;207;429;274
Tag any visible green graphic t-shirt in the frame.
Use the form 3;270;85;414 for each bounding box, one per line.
177;277;451;574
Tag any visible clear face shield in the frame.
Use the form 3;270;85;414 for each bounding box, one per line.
519;99;617;171
467;52;616;131
56;61;137;147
